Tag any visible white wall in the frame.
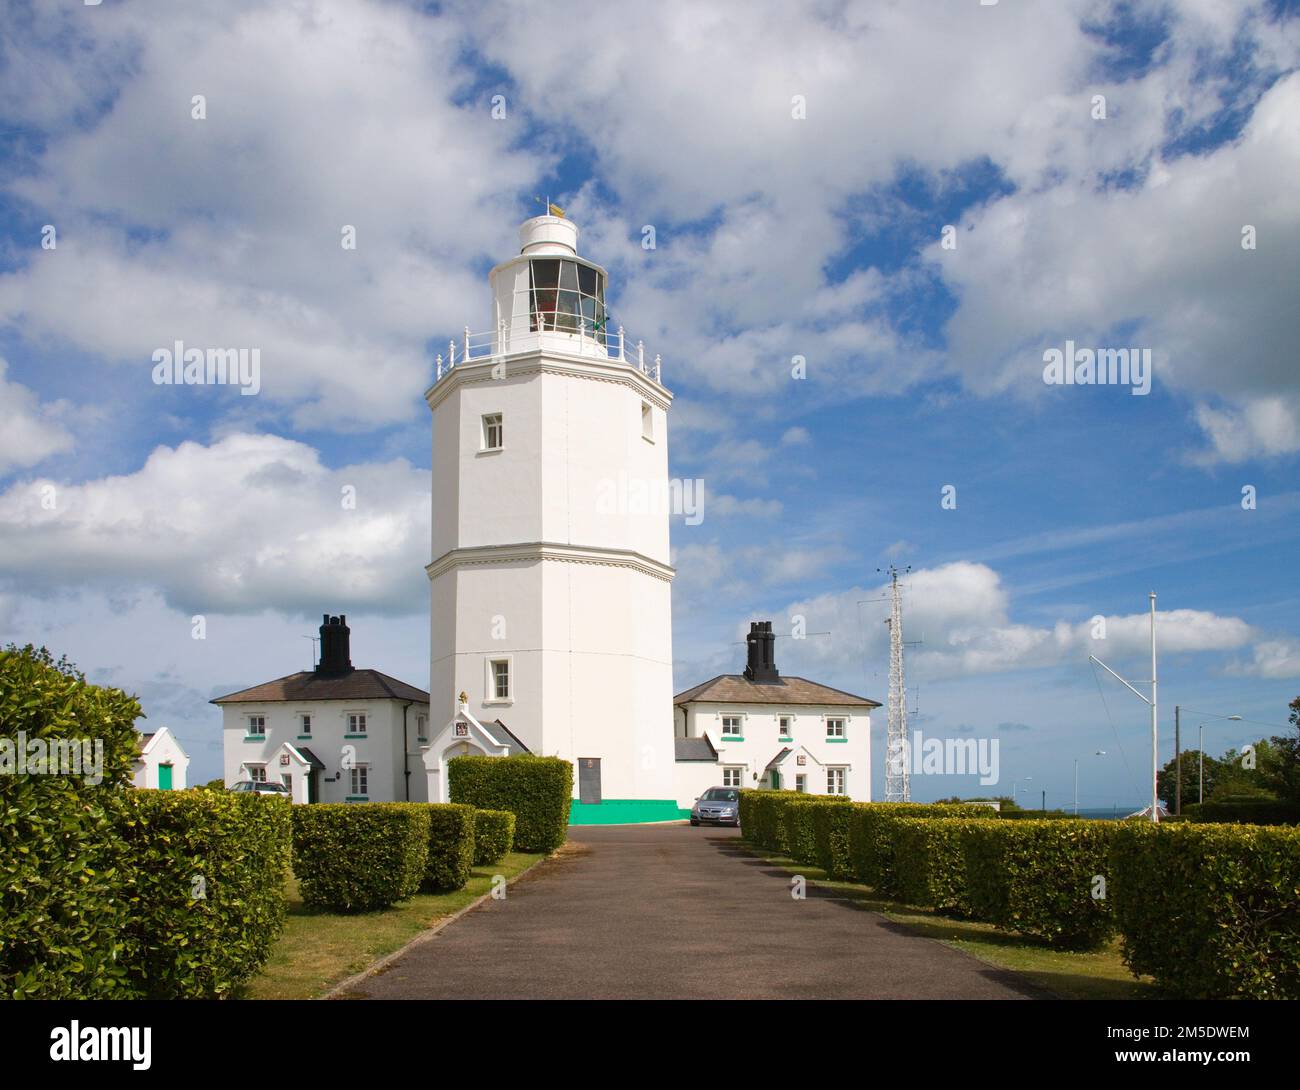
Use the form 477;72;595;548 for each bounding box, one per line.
672;703;872;806
132;728;189;790
221;698;429;803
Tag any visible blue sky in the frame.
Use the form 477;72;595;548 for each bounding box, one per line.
0;0;1297;807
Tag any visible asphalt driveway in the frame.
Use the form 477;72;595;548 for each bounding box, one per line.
341;823;1043;1000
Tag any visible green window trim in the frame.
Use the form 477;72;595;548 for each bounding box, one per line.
720;735;744;742
344;733;369;739
827;737;848;743
296;734;313;740
243;734;266;742
778;736;793;742
345;795;369;802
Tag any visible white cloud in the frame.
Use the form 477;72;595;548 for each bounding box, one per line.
0;0;545;430
0;358;73;473
0;433;429;614
779;561;1264;681
1228;639;1300;679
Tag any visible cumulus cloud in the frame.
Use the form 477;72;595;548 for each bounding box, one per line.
0;0;544;430
778;561;1267;681
0;358;73;473
0;433;429;615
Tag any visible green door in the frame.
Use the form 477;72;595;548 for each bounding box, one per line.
770;769;780;789
158;764;173;791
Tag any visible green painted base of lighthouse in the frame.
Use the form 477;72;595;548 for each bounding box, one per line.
568;799;688;825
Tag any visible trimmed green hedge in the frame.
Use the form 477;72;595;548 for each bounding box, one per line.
847;803;998;892
448;755;572;852
812;801;857;878
117;790;291;997
1184;797;1300;825
891;817;986;916
424;803;476;891
292;803;429;912
473;809;516;865
965;820;1118;948
739;790;850;855
1110;823;1300;998
0;647;142;999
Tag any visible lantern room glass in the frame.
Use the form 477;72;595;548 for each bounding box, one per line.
529;258;606;340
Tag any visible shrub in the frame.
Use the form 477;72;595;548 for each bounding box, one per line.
424;803;476;891
739;790;850;855
811;801;856;878
117;790;291;997
0;646;141;999
1185;796;1300;825
292;803;429;912
448;755;572;852
781;798;823;864
846;803;996;891
891;817;986;916
1110;823;1300;998
964;820;1118;948
473;809;516;865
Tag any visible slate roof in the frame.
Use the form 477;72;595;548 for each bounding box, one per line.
490;719;532;755
211;669;429;705
292;745;327;770
673;674;880;708
674;736;719;762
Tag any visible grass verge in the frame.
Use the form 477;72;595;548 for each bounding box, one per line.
243;850;547;999
743;842;1158;1000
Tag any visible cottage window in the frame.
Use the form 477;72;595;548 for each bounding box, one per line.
249;765;267;783
350;765;369;798
348;712;367;735
779;716;792;738
722;767;743;788
827;767;846;795
247;715;266;737
721;716;743;737
299;714;312;736
795;774;807;793
826;718;846;738
482;413;503;451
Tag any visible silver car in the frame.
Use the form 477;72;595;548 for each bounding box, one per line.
690;787;740;826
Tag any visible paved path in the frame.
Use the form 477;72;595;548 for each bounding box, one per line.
343;824;1043;999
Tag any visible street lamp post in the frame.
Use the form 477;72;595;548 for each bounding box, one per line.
1197;714;1242;805
1074;751;1106;817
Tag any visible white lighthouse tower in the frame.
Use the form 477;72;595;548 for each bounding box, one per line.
424;214;680;821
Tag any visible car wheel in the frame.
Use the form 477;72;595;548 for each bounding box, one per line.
690;819;699;826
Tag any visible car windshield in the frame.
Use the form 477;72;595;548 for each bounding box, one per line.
701;789;739;802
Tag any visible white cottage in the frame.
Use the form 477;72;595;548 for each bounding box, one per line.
425;214;679;823
213;615;431;804
131;725;189;791
672;621;880;808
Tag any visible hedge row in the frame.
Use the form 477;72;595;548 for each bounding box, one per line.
739;789;1300;993
449;754;572;852
1183;797;1300;825
117;790;292;998
1110;823;1300;999
291;802;483;910
292;803;428;912
473;808;516;865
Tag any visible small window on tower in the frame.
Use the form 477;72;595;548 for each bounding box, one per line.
489;659;510;702
482;413;503;451
641;402;653;442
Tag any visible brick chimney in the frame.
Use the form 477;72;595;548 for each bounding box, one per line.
743;620;780;683
316;614;353;674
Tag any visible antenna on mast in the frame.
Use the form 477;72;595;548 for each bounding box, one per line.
879;565;912;802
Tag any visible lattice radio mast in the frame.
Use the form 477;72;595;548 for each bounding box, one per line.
883;565;911;802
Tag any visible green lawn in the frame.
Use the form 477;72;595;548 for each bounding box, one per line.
746;843;1160;1000
243;851;547;1000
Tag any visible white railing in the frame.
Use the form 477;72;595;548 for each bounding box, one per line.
434;321;662;384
